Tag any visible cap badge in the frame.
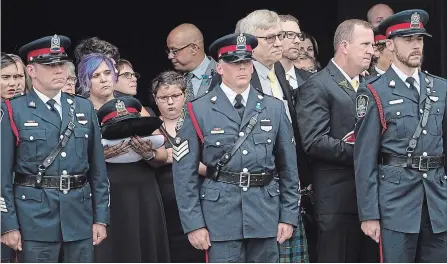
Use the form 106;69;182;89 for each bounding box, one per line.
115;100;128;116
50;34;61;53
236;33;247;50
410;12;421;28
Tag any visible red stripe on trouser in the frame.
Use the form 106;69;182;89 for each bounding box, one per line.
379;236;384;263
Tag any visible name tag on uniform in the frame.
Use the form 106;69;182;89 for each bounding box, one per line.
210;128;225;134
389;99;403;105
24;121;38;127
260;119;272;132
429;96;439;102
76;113;88;125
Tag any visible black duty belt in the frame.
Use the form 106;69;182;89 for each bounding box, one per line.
380;153;445;171
14;173;87;192
205;169;274;188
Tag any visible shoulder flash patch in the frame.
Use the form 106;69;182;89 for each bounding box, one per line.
356;94;369;118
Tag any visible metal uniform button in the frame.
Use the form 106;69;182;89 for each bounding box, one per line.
216;142;221;146
444;175;447;180
61;152;66;157
63;190;68;195
277;189;280;193
90;193;92;197
21;195;25;200
423;173;427;178
84;134;88;139
267;139;272;144
239;132;245;137
29;136;34;140
423;130;427;135
62;170;67;175
396;112;401;116
60;135;64;140
242;150;248;155
243;168;248;173
242;187;248;192
420;109;423;114
381;175;385;178
201;194;205;198
423;152;428;157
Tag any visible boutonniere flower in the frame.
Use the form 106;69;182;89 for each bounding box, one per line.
338;79;350;89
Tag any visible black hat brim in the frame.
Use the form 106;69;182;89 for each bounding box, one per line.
32;54;72;65
101;116;162;140
388;28;432;38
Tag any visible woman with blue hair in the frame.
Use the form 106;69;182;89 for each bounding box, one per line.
77;53;170;262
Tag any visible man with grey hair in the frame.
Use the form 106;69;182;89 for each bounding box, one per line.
296;19;379;262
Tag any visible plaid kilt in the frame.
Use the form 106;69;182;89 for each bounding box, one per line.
279;213;309;263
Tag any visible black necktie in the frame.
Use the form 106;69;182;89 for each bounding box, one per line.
406;77;419;101
234;94;245;119
47;99;61;124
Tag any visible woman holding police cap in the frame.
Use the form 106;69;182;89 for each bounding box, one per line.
77;53;170;262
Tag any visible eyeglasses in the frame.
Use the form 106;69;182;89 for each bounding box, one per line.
156;93;184;103
118;72;140;79
256;32;285;44
67;77;77;84
284;31;305;41
166;43;195;56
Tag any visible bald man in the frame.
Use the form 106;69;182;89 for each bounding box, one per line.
166;23;220;99
367;3;394;27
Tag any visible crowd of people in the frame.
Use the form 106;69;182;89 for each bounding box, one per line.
1;3;447;263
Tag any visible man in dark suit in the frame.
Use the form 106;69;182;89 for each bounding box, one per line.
277;13;317;263
296;19;378;262
238;9;308;262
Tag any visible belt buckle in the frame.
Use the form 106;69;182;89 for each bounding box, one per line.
239;172;250;188
60;175;71;193
419;156;429;171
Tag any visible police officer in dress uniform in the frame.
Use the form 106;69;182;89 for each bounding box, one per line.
1;35;110;262
172;33;300;263
354;10;447;262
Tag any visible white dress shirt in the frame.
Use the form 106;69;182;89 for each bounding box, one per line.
286;67;298;89
34;88;62;119
391;63;420;94
220;82;250;107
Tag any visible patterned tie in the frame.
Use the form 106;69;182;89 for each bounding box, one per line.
351;79;359;91
185;72;195;102
406;77;419;101
234;94;245;119
47;99;61;125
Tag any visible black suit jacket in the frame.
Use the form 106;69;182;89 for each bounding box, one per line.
251;63;313;189
296;60;360;215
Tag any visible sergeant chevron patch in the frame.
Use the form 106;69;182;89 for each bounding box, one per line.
0;197;7;212
172;140;189;161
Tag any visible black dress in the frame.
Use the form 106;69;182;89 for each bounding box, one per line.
94;107;170;263
155;131;205;263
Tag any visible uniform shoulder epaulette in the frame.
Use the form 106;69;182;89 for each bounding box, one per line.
190;90;212;103
71;93;88;100
7;92;26;101
365;74;381;84
423;70;447;83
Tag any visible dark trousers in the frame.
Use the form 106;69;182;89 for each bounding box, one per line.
208;237;279;263
316;214;379;263
17;238;93;263
381;201;447;262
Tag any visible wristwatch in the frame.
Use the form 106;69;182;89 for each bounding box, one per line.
143;150;156;161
